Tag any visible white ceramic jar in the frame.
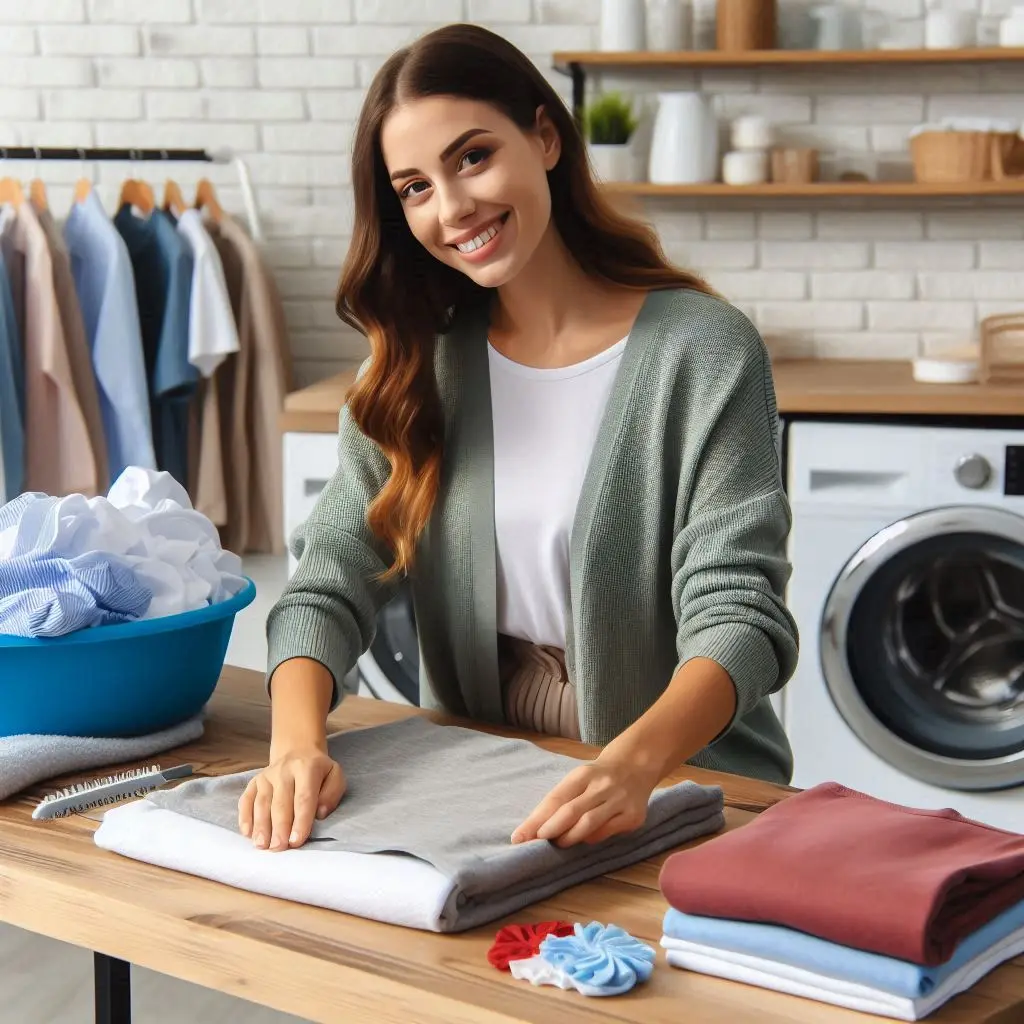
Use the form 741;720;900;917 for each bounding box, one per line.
722;149;769;185
925;8;975;49
731;115;773;151
999;5;1024;46
646;0;690;51
600;0;646;50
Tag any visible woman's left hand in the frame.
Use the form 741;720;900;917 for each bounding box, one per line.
510;755;658;848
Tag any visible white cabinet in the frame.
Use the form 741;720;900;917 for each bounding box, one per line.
280;427;371;699
282;431;338;575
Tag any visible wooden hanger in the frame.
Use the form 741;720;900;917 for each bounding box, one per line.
194;177;224;222
0;177;25;207
73;178;92;203
29;177;48;212
163;178;187;216
118;177;155;214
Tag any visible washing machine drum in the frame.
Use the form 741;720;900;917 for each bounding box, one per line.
821;506;1024;792
358;582;420;706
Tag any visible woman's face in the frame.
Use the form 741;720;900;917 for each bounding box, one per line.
380;95;561;289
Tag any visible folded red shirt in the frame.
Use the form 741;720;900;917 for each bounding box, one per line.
658;782;1024;965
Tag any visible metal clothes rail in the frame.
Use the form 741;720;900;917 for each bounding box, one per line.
0;146;261;241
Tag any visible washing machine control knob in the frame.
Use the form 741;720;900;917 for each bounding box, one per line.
954;453;991;489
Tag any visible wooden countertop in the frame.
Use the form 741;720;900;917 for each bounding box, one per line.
1;667;1022;1023
773;360;1024;417
279;359;1024;434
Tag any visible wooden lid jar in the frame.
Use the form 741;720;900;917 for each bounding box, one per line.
717;0;777;50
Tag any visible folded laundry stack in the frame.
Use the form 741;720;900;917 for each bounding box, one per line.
95;715;726;932
657;782;1024;1020
0;466;246;637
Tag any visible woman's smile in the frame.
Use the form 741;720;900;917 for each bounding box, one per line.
449;212;510;262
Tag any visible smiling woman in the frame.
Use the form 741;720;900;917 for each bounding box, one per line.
244;23;800;860
341;23;712;575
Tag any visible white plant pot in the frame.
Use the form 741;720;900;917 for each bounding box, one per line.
588;143;639;183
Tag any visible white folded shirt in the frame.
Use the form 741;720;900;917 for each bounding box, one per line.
94;800;457;931
661;929;1024;1021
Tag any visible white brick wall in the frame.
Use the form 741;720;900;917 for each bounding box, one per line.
1;0;1022;384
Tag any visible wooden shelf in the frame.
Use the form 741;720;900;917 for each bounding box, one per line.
603;180;1024;198
554;46;1024;72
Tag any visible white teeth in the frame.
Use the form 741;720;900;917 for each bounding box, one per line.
456;218;502;254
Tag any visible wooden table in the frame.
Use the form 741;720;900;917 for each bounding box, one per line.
278;360;1024;436
2;667;1022;1024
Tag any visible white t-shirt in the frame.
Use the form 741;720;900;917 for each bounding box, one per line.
176;209;239;378
489;336;628;649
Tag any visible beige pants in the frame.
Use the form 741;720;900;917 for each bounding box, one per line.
497;634;581;741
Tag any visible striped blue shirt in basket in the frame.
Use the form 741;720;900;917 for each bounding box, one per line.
0;550;152;638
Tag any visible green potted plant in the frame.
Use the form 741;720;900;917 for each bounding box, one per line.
583;91;641;183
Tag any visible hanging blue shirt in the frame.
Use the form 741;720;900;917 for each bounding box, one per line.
64;191;156;487
0;256;24;502
113;207;197;490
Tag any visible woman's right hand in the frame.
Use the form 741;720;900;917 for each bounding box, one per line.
238;747;346;851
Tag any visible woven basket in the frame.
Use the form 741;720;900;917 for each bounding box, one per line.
910;130;994;183
992;132;1024;180
980;313;1024;385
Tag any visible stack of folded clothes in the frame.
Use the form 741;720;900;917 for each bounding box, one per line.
658;782;1024;1020
95;715;727;932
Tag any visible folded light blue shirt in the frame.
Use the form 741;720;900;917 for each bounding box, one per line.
64;192;156;487
663;900;1024;999
0;258;24;501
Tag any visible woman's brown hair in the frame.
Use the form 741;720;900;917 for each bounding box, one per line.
338;22;712;580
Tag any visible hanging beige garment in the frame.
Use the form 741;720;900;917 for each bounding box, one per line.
35;207;109;495
9;204;95;497
197;222;248;555
200;215;293;555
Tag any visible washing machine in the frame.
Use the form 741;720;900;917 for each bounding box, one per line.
783;420;1024;831
351;582;420;705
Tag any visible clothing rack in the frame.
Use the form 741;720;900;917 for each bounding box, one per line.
0;145;261;241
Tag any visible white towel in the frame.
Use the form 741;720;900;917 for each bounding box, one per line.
661;929;1024;1021
0;714;204;801
95;799;457;931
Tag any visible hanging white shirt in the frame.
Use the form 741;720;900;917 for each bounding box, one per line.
489;336;627;649
175;209;239;377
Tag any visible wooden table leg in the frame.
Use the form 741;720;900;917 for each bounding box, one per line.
94;952;131;1024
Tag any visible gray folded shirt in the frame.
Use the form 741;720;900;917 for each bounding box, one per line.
149;715;726;932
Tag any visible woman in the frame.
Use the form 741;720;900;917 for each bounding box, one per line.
239;23;799;854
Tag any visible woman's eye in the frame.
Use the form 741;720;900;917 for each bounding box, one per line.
399;180;429;200
458;147;491;171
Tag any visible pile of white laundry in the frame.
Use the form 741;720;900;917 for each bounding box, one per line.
0;467;246;638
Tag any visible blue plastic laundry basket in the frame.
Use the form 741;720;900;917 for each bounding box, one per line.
0;578;256;738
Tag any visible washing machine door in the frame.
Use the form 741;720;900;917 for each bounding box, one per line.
821;505;1024;791
356;581;420;706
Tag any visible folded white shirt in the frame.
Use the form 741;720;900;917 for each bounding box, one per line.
94;800;457;931
661;929;1024;1021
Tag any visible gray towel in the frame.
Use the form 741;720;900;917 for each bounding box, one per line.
150;716;725;932
0;714;205;801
